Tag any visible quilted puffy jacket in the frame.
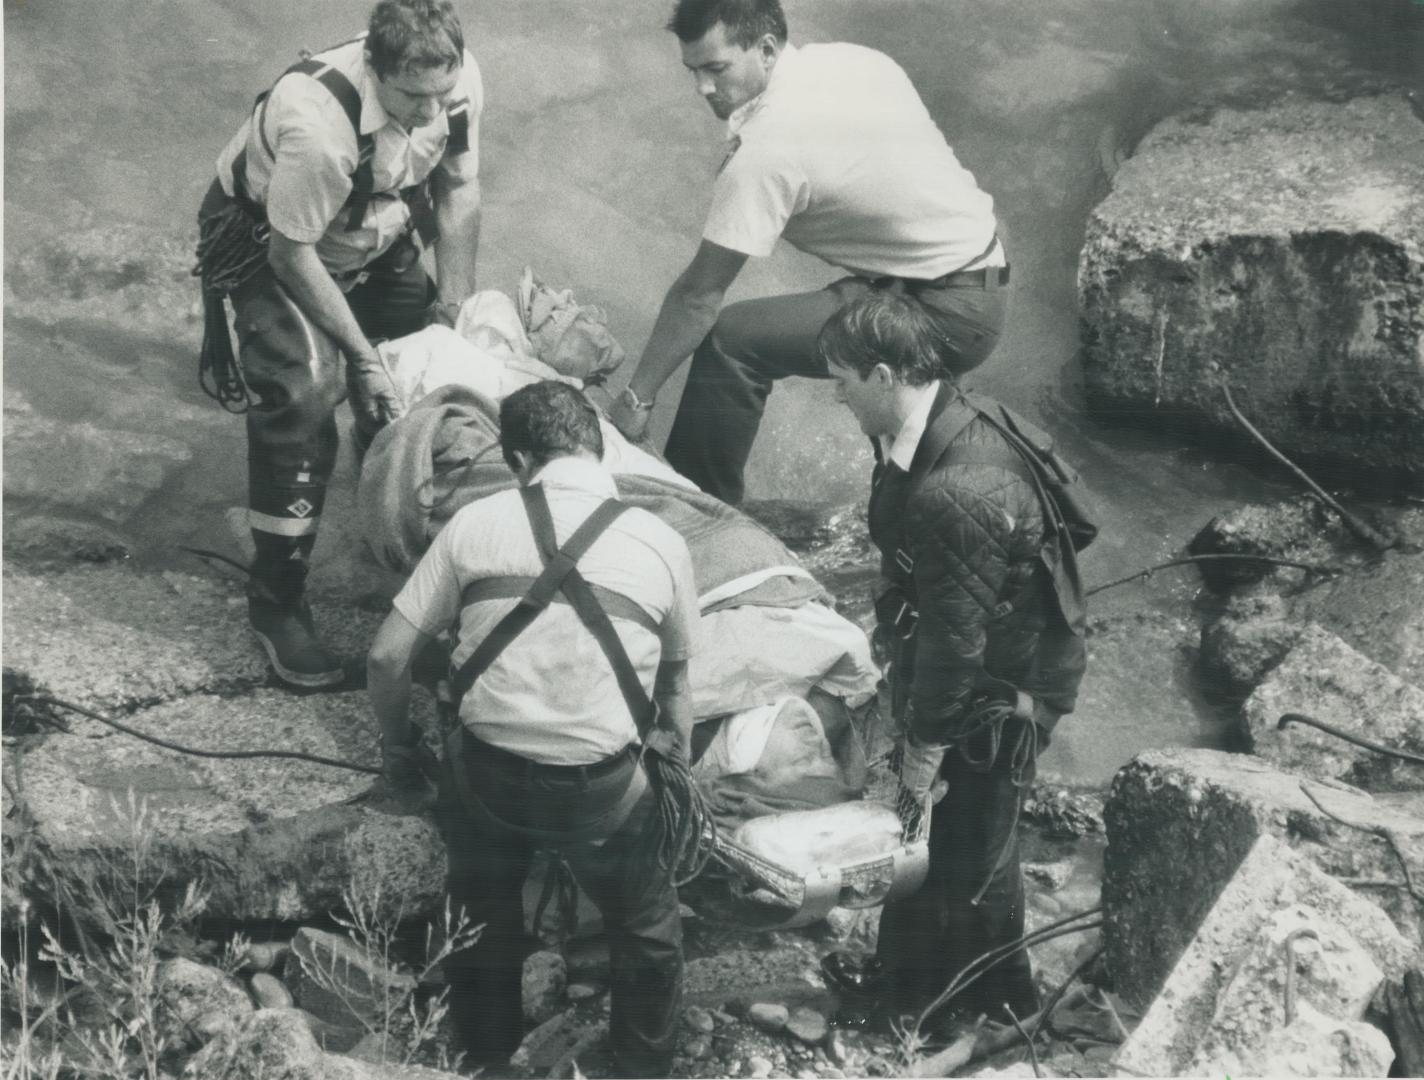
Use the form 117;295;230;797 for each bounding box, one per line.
869;388;1086;747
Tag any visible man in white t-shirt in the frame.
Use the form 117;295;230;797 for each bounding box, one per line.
368;381;698;1076
600;0;1008;506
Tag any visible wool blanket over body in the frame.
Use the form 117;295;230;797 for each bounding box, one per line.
357;383;825;614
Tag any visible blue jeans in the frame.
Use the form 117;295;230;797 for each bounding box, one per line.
663;274;1008;505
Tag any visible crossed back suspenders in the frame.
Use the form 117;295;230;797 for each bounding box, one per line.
228;39;471;239
448;484;658;739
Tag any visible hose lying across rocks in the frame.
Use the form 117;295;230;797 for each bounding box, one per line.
1277;712;1424;767
14;694;382;775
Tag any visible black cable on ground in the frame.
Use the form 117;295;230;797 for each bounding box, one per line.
17;695;380;776
1084;554;1342;598
1278;713;1424;766
914;907;1104;1034
1030;944;1106;1045
1221;382;1396;552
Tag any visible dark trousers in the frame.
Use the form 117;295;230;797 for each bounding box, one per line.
663;275;1007;505
875;739;1038;1027
230;244;432;595
437;745;683;1078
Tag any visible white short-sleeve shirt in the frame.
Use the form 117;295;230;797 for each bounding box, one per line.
703;43;1003;280
394;457;700;765
216;37;483;276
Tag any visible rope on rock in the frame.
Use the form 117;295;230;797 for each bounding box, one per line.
1221;382;1398;552
1278;713;1424;766
17;695;381;776
1084;553;1343;598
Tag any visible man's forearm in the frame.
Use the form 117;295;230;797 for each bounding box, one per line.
627;280;724;403
268;239;377;364
433;175;481;307
652;658;693;758
369;660;416;748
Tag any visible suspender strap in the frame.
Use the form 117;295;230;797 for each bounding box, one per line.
460;576;660;635
230;51;467;238
519;485;659;737
229;58;375;231
908;385;979;479
448;486;631;702
446;101;470;154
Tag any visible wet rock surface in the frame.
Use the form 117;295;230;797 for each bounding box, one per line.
1079;94;1424;482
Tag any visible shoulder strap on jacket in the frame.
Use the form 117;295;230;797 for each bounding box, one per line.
908;383;979;481
448;485;629;702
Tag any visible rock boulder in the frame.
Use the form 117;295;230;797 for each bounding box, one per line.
1243;624;1424;791
6;686;446;925
1102;749;1423;1009
1114;835;1411;1076
1079;94;1424;482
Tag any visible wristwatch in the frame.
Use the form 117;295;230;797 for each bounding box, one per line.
618;384;655;414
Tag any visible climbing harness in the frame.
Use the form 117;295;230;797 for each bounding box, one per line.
193;39;471;414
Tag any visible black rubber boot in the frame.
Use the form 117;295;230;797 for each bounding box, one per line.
248;593;345;689
248;533;344;689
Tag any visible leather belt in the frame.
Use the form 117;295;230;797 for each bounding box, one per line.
464;732;636;781
921;264;1011;289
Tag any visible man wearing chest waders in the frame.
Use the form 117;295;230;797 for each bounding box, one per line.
193;0;483;687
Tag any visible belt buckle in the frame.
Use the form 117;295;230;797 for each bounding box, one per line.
895;548;914;575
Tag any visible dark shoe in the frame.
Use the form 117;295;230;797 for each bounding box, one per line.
248;596;345;688
821;951;888;997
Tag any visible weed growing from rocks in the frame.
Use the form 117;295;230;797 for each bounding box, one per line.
2;791;215;1079
291;882;481;1069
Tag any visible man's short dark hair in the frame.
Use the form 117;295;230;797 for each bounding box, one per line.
817;292;946;388
499;381;605;471
367;0;464;79
667;0;788;47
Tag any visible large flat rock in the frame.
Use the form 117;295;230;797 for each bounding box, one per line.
6;687;446;923
1102;748;1423;1011
3;564;381;711
1079;94;1424;482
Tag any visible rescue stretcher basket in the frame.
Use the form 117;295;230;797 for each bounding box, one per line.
708;794;931;930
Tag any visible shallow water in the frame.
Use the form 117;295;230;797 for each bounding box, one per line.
5;0;1420;784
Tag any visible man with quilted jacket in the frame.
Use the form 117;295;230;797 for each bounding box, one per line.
817;291;1087;1032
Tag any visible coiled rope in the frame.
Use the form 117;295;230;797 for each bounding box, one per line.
192;204;271;413
644;748;717;886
